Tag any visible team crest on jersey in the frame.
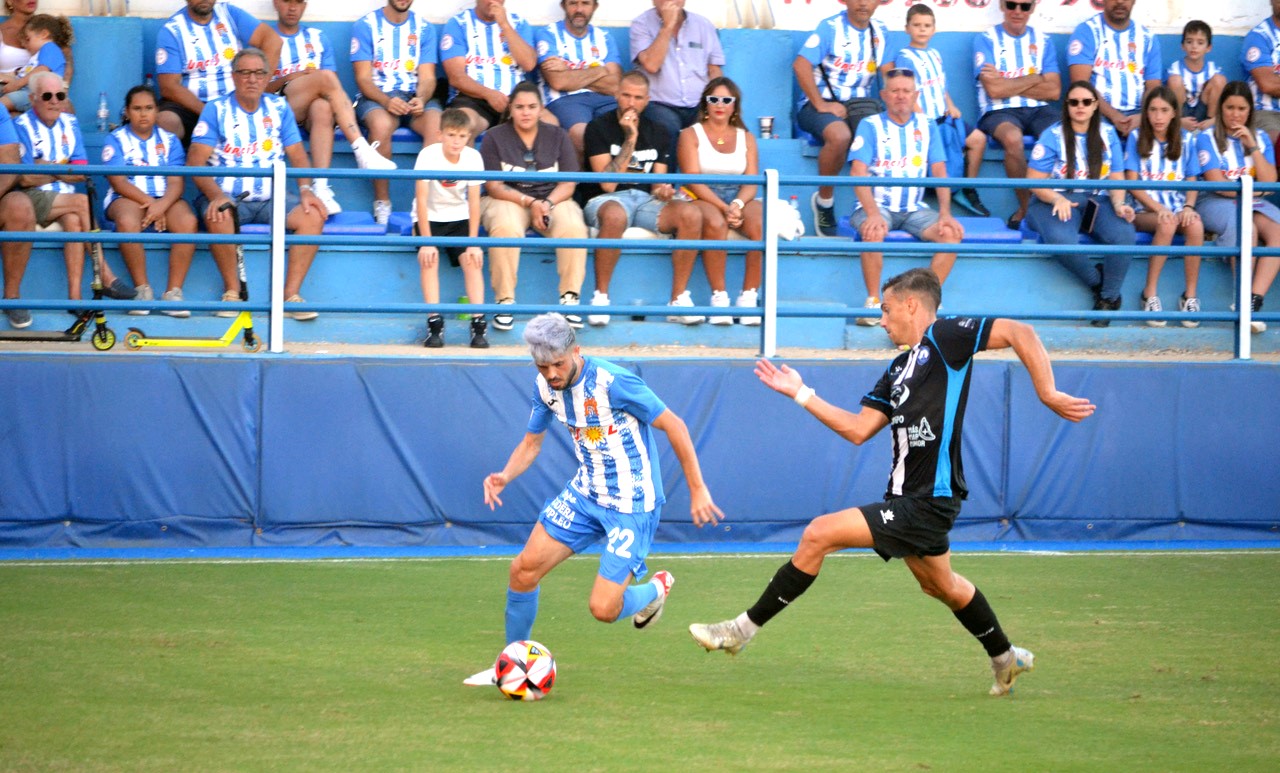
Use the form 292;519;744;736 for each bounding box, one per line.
537;40;549;56
590;46;599;57
156;48;168;65
916;346;930;364
215;22;227;34
1198;149;1211;167
408;33;418;48
305;43;315;55
1031;143;1046;160
263;114;274;129
440;34;454;50
583;396;599;417
1068;39;1083;56
101;145;114;162
193;121;209;138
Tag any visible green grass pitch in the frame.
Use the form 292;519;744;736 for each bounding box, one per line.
1;551;1276;771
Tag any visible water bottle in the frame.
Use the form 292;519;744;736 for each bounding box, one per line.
788;195;799;213
96;92;109;132
457;295;470;320
143;73;154;89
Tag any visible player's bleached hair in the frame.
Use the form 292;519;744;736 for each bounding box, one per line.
524;313;576;363
232;47;267;70
883;267;942;311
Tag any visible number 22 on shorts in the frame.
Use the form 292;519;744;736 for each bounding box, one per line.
606;527;634;558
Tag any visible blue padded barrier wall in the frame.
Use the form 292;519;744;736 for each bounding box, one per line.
0;355;1276;548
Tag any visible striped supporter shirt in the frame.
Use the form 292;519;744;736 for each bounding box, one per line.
1123;130;1201;213
439;8;533;101
1196;129;1277;182
100;124;185;210
273;25;335;80
14;111;85;194
850;112;946;213
533;21;620;105
972;25;1059;114
154;2;260;103
190;93;301;201
1241;18;1280;112
1068;13;1161;112
1028;121;1125;194
892;47;948;120
1166;60;1221;110
350;9;436;94
797;12;888;105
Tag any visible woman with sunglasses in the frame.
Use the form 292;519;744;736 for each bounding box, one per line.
1026;80;1135;327
672;76;761;326
1124;86;1204;328
479;81;588;332
1195;80;1280;334
102;84;199;318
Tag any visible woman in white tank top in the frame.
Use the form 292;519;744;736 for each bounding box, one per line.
673;77;763;327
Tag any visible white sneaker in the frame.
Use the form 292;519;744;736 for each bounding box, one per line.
989;645;1035;696
353;138;396;171
559;291;583;328
373;199;392;226
463;666;497;686
588;290;610;326
311;181;341;217
1142;294;1165;328
1178;295;1200;328
736;288;760;326
689;619;751;655
1251;294;1267;334
285;293;319;321
492;298;515;331
856;296;881;326
160;287;190;318
667;290;704;325
129;284;152;316
215;290;239;318
708;289;732;325
633;570;674;629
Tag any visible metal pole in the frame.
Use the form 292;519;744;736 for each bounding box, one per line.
1237;174;1254;360
269;160;286;353
760;168;779;358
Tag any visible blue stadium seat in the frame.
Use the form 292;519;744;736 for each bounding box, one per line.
837;215;1021;243
240;211;387;236
387;211;414;236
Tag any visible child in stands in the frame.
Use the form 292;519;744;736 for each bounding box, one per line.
0;13;71;115
1166;20;1225;133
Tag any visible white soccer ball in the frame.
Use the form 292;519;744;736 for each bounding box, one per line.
494;640;556;701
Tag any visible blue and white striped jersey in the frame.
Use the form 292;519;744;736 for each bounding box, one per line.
972;25;1059;114
1241;18;1280;112
1166;59;1221;109
892;46;947;120
1196;129;1277;181
1123;130;1201;213
350;9;436;94
273;25;335;80
797;12;888;105
1028;121;1126;194
24;41;66;78
189;93;301;201
100;124;185;210
440;8;534;101
155;2;261;103
14;111;86;193
1068;14;1161;112
533;21;620;105
849;112;947;213
526;357;669;514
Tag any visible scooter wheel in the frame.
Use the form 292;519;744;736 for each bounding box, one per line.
244;336;262;353
124;330;144;350
92;327;116;351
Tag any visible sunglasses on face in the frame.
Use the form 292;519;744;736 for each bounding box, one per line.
39;90;66;102
704;95;736;106
1067;97;1097;107
883;68;916;80
1004;1;1033;11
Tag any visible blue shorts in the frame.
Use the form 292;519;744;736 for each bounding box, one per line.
538;487;659;584
546;92;617;128
977;105;1058;138
584;188;665;232
1183;101;1209;121
796;98;881;138
850;204;939;239
193;192;300;224
355;89;443;124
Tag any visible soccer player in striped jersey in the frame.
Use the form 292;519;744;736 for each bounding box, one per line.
690;268;1095;698
187;48;325;320
973;0;1061;231
1124;87;1204;328
155;0;282;146
441;0;537;137
1067;0;1161;140
464;312;723;686
1240;2;1280;142
352;0;441;226
1167;20;1224;133
103;85;199;318
848;68;962;324
536;0;623;156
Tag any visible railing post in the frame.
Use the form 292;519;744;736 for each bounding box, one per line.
760;168;779;358
1237;174;1254;360
269;160;286;353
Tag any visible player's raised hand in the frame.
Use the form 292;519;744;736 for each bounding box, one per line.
1041;390;1096;423
483;472;509;510
755;358;803;399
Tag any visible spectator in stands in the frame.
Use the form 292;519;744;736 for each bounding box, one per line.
536;0;622;157
848;68;962;326
0;13;71;116
270;0;395;218
581;69;700;327
674;76;763;326
15;71;136;313
187;48;324;320
413;108;489;349
973;0;1061;231
0;98;33;327
1067;0;1161;140
442;0;538;138
1025;80;1136;328
352;0;440;226
1196;81;1280;334
102;85;199;319
1124;87;1204;328
479;81;587;333
156;0;282;146
1167;20;1224;133
889;4;989;218
1241;3;1280;142
0;0;72;93
631;0;724;158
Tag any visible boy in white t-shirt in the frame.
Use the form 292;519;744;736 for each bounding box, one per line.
414;108;488;348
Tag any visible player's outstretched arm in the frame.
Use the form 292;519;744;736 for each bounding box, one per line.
483;432;545;510
986;319;1096;423
650;409;724;528
755;359;888;445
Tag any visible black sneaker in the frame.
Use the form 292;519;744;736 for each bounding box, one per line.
102;278;138;300
958;188;991;217
559;291;583;328
423;314;444;348
1090;296;1120;327
469;316;490;348
1252;293;1267;334
810;192;837;237
492;298;515;331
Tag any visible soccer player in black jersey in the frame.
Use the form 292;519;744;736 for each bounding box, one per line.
689;267;1095;696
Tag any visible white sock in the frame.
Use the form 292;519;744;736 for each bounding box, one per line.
991;647;1014;666
313;178;329;190
816;195;834;208
351;136;371;152
735;611;759;638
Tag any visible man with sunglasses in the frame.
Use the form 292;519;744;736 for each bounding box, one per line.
155;0;282;147
974;0;1061;231
1067;0;1161;139
793;0;887;237
631;0;724;158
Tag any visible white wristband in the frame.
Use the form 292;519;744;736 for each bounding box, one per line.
793;385;815;408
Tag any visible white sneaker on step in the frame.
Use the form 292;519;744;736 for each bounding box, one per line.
588;290;610;326
354;139;397;171
736;288;760;326
312;181;341;217
373;199;392;226
667;290;704;325
708;290;732;325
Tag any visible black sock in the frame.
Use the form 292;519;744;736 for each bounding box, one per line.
745;560;817;627
953;587;1011;657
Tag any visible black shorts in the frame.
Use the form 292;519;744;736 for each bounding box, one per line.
157;100;200;145
446;94;502;129
414;219;471;266
860;496;961;561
